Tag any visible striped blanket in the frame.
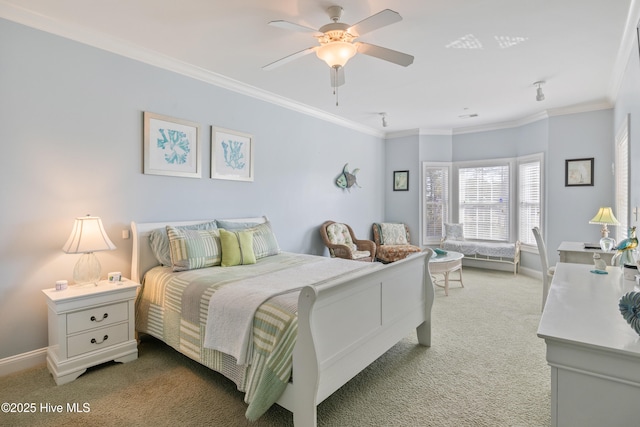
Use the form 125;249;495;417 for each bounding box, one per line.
135;252;376;420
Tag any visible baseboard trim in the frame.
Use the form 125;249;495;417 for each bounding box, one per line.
0;347;47;377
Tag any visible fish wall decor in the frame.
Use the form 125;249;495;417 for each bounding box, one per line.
335;163;360;189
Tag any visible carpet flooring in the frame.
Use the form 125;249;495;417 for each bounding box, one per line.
0;267;550;426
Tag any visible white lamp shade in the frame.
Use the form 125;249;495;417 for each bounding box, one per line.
316;41;357;68
63;215;116;254
589;207;620;225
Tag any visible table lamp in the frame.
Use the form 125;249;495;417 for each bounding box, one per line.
62;215;116;285
589;207;620;251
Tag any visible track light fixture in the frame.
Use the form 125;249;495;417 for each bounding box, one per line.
534;81;545;101
380;113;388;127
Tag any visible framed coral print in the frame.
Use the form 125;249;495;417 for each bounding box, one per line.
211;127;254;181
143;112;201;178
565;158;594;186
394;170;409;191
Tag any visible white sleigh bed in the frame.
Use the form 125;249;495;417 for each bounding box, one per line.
131;217;434;427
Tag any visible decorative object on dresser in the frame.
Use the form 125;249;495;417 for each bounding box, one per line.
619;291;640;335
320;220;376;262
211;127;254;182
372;222;422;263
565;157;594;187
588;206;620;251
143;111;201;178
62;215;116;285
612;226;638;267
441;223;520;274
42;279;140;385
532;227;555;310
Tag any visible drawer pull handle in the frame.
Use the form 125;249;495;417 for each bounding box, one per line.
90;313;108;322
91;335;109;345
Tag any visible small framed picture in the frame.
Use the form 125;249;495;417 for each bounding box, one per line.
565;158;594;187
394;170;409;191
143;112;201;178
211;127;254;181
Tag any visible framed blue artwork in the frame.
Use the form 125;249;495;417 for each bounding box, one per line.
211;127;254;182
143;111;201;178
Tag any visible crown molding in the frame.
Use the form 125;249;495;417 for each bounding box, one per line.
0;1;383;138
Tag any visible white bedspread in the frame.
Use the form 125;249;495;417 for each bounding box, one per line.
204;255;378;365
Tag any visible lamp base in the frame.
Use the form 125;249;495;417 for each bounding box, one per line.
72;252;102;285
599;236;616;252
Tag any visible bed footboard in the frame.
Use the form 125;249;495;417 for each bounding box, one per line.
277;250;433;426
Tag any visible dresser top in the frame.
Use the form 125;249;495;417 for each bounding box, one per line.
537;262;640;356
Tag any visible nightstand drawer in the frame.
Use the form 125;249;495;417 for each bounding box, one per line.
67;322;129;358
67;301;128;334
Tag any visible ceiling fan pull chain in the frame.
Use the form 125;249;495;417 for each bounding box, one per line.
334;67;339;106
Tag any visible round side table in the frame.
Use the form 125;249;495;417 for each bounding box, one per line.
429;251;464;296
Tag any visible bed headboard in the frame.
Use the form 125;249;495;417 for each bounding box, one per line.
130;216;268;283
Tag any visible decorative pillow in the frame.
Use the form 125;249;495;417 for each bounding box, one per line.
215;219;261;230
219;229;256;267
245;221;281;259
166;226;222;271
326;223;356;251
445;223;465;241
379;223;409;245
149;221;217;266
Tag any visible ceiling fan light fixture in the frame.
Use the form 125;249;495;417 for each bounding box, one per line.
316;41;357;68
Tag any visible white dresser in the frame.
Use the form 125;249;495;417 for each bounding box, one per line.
42;279;139;385
537;263;640;426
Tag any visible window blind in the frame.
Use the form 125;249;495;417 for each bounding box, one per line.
518;160;541;245
423;164;449;243
615;116;629;243
459;165;509;241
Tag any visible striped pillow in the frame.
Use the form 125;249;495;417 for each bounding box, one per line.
166;226;222;271
149;221;217;266
245;222;280;259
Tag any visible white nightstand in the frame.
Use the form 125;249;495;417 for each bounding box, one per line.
42;279;140;385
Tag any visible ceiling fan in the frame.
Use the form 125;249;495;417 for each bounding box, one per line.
263;6;414;103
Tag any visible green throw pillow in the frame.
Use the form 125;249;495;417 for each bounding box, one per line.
220;229;256;267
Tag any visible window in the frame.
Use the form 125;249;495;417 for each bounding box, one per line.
422;163;450;244
615;116;629;243
458;163;510;241
518;155;542;246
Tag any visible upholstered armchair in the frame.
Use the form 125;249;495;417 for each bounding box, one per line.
372;223;422;263
320;221;376;262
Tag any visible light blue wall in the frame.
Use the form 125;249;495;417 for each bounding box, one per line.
545;110;614;264
0;19;385;359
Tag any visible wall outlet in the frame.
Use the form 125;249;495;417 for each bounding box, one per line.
122;229;130;239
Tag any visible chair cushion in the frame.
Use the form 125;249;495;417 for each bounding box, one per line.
376;245;422;263
378;223;409;245
352;250;372;259
326;223;356;251
444;223;465;241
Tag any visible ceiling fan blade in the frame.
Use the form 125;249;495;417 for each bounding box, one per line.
268;20;322;36
348;9;402;37
262;47;317;70
356;42;414;67
330;67;345;88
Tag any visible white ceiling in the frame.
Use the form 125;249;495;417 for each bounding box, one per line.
2;0;637;134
